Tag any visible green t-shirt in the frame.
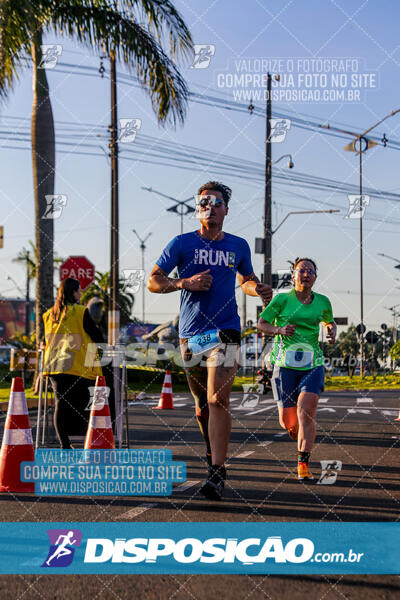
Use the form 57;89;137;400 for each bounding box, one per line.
260;289;334;370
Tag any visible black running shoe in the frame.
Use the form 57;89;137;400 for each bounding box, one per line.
200;464;226;500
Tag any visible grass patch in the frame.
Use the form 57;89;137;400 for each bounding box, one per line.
325;374;400;390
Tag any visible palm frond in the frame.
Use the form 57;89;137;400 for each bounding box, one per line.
0;0;37;99
120;0;193;62
44;1;190;125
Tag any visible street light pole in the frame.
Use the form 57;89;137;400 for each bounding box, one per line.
141;187;195;234
25;260;30;336
109;52;119;345
359;141;365;378
132;229;152;323
323;108;400;377
272;209;339;235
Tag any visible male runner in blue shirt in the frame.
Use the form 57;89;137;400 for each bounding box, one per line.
148;181;272;500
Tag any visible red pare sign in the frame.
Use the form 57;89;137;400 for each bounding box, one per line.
60;256;95;291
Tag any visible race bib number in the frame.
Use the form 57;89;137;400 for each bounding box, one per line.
188;329;220;355
285;345;314;368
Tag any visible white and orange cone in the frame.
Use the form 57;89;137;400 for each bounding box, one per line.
153;370;174;410
84;376;115;449
0;377;35;493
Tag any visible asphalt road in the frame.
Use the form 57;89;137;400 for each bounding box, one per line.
0;389;399;598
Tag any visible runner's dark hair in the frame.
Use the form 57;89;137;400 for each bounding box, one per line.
197;181;232;205
289;257;317;283
51;278;80;322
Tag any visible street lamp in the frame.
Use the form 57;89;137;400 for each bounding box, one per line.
132;229;152;323
271;153;294;169
378;253;400;269
6;275;23;296
385;304;400;344
141;187;195;234
272;209;339;234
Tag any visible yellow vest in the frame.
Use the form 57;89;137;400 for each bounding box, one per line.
42;304;102;380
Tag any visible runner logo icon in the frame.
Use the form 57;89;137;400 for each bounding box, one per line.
42;529;82;567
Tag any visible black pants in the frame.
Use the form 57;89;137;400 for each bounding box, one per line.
49;374;94;448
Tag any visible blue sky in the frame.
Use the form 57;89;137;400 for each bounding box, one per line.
1;0;400;331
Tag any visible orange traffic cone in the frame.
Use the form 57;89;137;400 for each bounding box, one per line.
84;376;115;449
153;370;174;409
0;377;35;493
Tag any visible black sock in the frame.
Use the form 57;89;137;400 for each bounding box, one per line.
211;464;226;480
298;451;310;465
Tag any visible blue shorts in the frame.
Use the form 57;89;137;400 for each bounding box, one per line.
271;365;325;408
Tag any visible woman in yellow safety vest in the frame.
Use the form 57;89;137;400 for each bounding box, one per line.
42;278;104;449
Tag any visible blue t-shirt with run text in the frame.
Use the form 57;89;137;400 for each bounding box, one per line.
156;231;254;338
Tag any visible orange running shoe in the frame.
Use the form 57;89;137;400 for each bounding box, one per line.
298;462;313;481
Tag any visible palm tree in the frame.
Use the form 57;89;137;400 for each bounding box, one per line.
81;270;135;326
0;0;193;346
12;240;65;281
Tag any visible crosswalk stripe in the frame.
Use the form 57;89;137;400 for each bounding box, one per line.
116;502;157;519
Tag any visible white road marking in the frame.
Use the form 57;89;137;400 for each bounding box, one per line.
357;397;373;404
319;404;398;411
257;441;273;447
235;450;254;458
116;502;157;519
245;405;276;416
274;432;286;437
318;408;336;413
381;410;399;416
347;408;371;414
319;398;329;403
176;480;200;491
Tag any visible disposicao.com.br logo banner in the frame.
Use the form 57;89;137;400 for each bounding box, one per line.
0;522;398;574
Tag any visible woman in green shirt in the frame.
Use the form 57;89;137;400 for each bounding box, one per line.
257;258;336;480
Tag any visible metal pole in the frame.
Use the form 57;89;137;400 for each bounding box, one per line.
180;205;183;235
359;143;364;377
25;261;30;336
242;290;246;331
110;53;119;332
264;73;272;287
133;230;152;323
141;241;145;322
109;53;121;445
41;376;48;446
35;350;44;450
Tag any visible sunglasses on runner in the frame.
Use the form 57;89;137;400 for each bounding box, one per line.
295;268;316;276
196;195;225;208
